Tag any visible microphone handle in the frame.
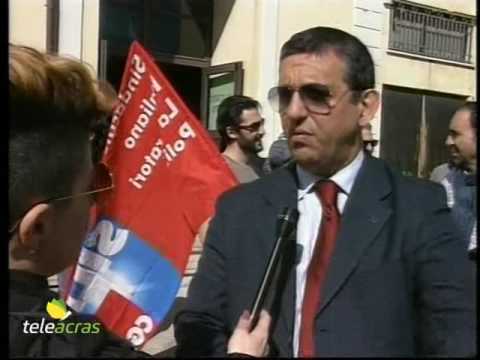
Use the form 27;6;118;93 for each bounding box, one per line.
249;209;297;328
250;233;285;326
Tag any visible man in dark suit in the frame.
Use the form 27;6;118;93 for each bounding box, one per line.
174;27;475;357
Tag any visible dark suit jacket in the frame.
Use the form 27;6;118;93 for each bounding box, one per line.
174;155;476;357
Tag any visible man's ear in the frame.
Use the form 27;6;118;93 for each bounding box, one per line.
358;89;380;127
17;203;53;254
226;126;239;140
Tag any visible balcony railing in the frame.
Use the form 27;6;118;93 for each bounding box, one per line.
389;2;474;64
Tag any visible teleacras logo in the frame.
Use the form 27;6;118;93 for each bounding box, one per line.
22;298;101;335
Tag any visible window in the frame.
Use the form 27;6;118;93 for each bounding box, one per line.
389;1;475;63
200;62;244;145
201;64;243;131
100;0;145;54
146;0;213;58
100;0;213;58
380;86;466;178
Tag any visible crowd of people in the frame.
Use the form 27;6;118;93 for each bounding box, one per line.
9;25;476;358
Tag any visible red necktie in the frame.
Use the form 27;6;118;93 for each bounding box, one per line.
299;180;341;357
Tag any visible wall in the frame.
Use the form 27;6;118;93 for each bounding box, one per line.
211;0;257;94
58;0;100;74
82;0;100;74
382;56;476;96
278;0;354;44
9;0;48;50
9;0;100;74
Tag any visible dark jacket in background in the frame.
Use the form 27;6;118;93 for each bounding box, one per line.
444;167;476;249
263;133;291;173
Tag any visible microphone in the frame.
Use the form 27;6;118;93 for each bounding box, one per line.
295;244;304;265
249;207;299;328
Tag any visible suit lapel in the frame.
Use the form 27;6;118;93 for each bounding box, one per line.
259;165;298;356
316;156;393;315
256;158;393;353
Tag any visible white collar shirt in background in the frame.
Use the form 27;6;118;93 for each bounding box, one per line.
293;150;364;356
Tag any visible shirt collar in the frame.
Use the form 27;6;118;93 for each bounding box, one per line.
297;150;365;200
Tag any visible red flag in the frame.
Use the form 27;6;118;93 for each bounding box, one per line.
64;41;237;347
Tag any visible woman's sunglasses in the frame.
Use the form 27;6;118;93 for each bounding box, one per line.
9;162;114;234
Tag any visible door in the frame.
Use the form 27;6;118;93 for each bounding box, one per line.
380;85;467;178
201;62;244;144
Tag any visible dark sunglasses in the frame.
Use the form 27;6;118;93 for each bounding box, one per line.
268;84;352;115
9;162;114;234
236;118;265;132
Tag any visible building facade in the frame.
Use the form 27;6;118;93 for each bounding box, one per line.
10;0;476;177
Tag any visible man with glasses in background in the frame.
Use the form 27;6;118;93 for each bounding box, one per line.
216;95;267;183
175;27;475;357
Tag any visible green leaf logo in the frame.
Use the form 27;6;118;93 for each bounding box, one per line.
46;298;71;320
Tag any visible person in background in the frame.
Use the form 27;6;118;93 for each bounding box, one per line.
174;27;475;357
217;95;267;183
9;44;270;358
431;101;476;260
263;132;292;174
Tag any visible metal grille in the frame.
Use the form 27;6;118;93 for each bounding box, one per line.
389;2;474;63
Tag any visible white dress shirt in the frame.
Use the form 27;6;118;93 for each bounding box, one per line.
293;150;364;356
